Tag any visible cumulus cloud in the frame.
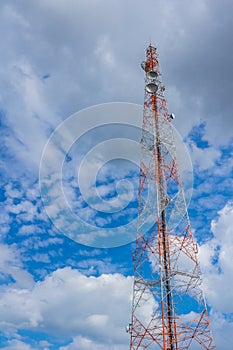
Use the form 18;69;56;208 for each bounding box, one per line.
1;1;233;349
1;339;35;350
198;202;233;349
199;202;233;312
59;335;128;350
1;0;233;178
0;267;134;348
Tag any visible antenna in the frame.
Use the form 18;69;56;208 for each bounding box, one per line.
129;44;216;350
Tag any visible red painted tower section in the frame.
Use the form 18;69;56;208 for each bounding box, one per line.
129;45;215;350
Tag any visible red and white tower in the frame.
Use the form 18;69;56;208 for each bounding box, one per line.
129;45;215;350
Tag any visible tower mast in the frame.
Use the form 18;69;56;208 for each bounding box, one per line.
129;44;215;350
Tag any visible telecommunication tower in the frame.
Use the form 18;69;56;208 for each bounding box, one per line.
129;45;215;350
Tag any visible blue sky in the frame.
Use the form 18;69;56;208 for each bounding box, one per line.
1;1;233;349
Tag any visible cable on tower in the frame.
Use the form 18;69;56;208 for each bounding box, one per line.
129;44;216;350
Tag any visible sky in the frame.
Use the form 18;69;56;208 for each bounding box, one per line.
0;0;233;349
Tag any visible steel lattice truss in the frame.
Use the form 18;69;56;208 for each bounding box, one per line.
129;45;216;350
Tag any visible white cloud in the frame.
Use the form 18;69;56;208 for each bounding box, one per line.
1;0;232;181
1;1;233;349
199;202;233;312
0;243;34;289
0;267;134;348
197;202;233;349
59;335;128;350
1;339;35;350
210;311;233;350
188;142;221;170
4;184;21;199
32;253;50;263
3;180;46;221
3;59;57;171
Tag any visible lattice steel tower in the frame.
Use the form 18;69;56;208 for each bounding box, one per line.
129;45;215;350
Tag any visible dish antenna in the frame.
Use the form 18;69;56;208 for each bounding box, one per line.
141;61;146;71
160;85;165;92
146;70;158;80
146;83;158;94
